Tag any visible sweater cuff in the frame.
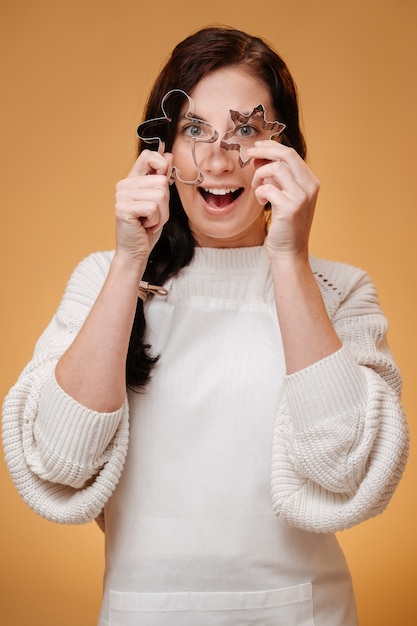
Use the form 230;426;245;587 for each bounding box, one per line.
34;371;125;470
284;346;367;431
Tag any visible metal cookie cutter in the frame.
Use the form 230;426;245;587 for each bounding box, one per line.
220;104;286;167
137;89;218;185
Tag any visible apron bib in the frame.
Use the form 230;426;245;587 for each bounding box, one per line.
99;248;357;626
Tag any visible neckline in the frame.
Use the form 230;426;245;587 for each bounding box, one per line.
191;245;264;271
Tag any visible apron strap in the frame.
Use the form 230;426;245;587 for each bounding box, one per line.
250;243;271;301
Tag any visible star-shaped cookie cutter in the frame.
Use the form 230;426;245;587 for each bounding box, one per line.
220;104;286;167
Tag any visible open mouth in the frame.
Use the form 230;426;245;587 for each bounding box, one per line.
198;187;243;209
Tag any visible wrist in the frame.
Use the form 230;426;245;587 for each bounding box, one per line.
268;248;310;274
112;249;148;280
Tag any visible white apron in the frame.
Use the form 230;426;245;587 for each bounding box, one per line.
99;248;358;626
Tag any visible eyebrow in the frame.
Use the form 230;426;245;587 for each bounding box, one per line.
178;112;209;123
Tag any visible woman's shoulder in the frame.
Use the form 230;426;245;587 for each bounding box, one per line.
310;256;371;290
58;250;115;311
72;249;115;275
67;250;115;284
309;256;378;317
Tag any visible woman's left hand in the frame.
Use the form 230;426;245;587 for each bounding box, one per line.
248;141;320;260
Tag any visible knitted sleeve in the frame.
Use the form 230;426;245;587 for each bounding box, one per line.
270;261;409;533
2;252;129;525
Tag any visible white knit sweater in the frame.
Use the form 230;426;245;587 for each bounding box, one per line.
1;247;409;533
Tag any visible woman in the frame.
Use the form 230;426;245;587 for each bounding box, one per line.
2;26;409;625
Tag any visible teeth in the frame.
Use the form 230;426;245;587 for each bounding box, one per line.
203;187;239;195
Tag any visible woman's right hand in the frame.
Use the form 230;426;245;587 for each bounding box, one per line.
115;149;173;264
55;149;173;412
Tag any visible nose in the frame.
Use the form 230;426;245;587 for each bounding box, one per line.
198;138;235;174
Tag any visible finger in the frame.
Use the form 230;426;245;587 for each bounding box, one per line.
252;159;299;194
255;182;306;209
116;199;169;238
135;201;162;230
247;140;297;163
116;175;171;200
141;200;170;234
254;183;285;207
127;150;173;178
248;141;314;183
252;156;319;199
154;151;173;176
117;187;170;223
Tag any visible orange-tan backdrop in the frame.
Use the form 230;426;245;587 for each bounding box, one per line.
1;1;416;624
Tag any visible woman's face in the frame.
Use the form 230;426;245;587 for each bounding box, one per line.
171;66;275;248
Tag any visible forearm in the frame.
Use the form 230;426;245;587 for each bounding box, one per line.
56;252;145;412
271;255;342;374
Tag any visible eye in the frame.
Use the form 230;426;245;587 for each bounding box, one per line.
181;120;211;139
235;124;258;139
184;124;203;137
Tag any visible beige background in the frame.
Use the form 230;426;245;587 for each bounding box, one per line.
1;1;416;624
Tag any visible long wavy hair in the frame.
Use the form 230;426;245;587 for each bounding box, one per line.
126;26;307;389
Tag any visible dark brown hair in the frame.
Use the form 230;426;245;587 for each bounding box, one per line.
127;26;306;389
